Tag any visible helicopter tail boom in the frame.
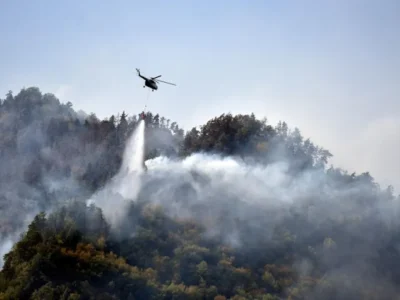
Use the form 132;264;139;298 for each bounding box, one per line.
136;68;148;80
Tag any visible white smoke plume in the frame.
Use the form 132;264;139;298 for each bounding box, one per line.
1;88;399;298
78;121;400;298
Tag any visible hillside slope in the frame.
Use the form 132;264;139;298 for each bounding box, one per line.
0;87;399;300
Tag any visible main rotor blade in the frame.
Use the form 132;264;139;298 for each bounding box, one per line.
156;79;176;86
151;75;162;79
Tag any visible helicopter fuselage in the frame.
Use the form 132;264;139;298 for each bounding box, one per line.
145;79;158;90
136;69;175;90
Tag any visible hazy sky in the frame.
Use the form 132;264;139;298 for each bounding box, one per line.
1;0;399;191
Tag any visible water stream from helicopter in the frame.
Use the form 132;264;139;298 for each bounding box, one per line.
143;88;151;115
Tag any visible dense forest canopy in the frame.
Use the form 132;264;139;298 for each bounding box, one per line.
0;87;399;299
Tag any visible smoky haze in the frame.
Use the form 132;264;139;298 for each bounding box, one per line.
89;117;400;298
0;88;178;269
0;89;92;266
1;87;400;299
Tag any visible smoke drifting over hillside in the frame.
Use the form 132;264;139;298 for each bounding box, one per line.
0;89;92;267
1;88;399;299
84;118;400;298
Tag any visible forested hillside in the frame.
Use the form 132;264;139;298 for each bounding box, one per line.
0;87;183;243
0;87;399;300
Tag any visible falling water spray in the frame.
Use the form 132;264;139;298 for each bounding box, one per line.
115;119;146;198
120;119;146;176
86;119;146;227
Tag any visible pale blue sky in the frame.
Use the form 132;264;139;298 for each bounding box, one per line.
1;0;399;190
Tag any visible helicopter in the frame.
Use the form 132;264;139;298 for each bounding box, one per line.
136;68;176;91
